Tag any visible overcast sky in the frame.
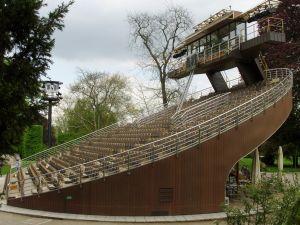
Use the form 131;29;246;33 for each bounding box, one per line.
43;0;263;91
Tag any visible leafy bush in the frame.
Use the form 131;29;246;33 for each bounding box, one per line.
224;174;300;225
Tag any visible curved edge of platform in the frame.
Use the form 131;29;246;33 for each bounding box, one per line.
0;203;226;223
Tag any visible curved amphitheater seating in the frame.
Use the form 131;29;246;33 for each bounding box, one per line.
6;68;293;216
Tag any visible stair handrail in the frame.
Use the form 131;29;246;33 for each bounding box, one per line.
175;71;194;114
171;75;245;124
171;92;231;127
9;68;292;198
137;76;244;126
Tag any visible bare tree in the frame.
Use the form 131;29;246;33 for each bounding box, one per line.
128;5;193;107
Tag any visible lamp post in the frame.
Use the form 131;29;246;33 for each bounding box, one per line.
42;81;63;147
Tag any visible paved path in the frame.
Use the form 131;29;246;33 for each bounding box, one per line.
0;204;226;223
0;211;223;225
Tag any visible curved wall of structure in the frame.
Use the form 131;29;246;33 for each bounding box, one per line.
8;91;292;216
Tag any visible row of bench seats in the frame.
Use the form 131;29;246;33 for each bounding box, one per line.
17;81;274;195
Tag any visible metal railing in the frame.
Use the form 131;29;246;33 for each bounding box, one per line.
199;36;240;64
171;92;231;128
171;77;244;124
13;122;123;172
7;68;293;199
244;17;284;40
259;52;269;71
16;81;222;171
175;71;194;114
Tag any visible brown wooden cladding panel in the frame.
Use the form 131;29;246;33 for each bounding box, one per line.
8;91;292;216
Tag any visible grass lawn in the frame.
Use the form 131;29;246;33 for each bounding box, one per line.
1;165;11;175
239;157;300;173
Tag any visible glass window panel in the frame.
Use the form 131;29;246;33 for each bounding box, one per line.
222;36;229;42
206;35;211;45
210;31;218;46
230;30;236;39
236;22;246;36
230;22;236;32
191;41;199;54
219;25;229;38
187;45;192;55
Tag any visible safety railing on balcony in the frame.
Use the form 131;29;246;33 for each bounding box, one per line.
168;17;284;77
7;68;292;199
199;36;240;64
244;17;284;40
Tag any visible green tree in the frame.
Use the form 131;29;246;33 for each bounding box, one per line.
0;0;73;154
262;0;300;167
55;71;138;143
22;125;44;157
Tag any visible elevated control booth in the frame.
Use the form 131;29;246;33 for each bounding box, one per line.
168;0;285;92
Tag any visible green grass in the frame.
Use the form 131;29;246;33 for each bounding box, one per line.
1;165;11;175
262;166;300;173
239;157;300;173
239;158;253;169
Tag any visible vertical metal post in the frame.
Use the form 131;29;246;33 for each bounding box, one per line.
37;176;41;195
176;135;179;157
251;100;254;120
218;117;221;136
47;100;52;147
57;173;61;193
227;38;230;52
152;145;155;163
127;151;130;174
102;167;105;181
79;166;82;187
235;108;239;128
244;22;247;41
267;18;270;32
198;126;201;145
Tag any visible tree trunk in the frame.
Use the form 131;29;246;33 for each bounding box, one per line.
293;155;297;168
160;76;168;108
93;109;97;130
